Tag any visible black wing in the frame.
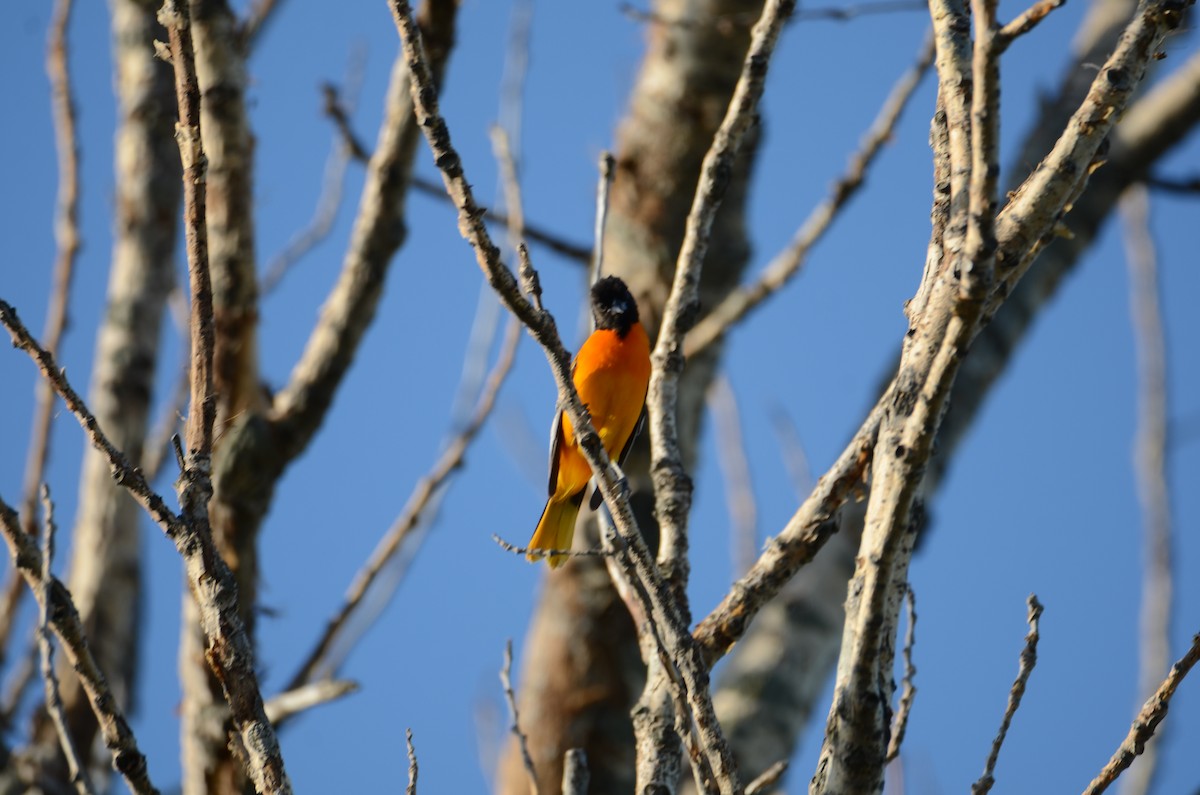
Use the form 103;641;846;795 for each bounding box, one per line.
547;408;563;497
590;406;647;511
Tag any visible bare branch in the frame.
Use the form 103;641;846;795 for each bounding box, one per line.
965;0;1001;301
0;301;184;534
0;496;157;794
684;32;934;357
599;522;718;795
1118;184;1173;795
501;640;540;795
745;761;789;795
405;728;418;795
491;534;611;563
991;0;1191;312
37;486;95;795
1083;632;1200;795
813;3;1187;790
590;152;616;285
886;585;918;763
971;595;1044;795
650;0;796;604
162;1;292;789
0;307;279;785
996;0;1066;51
262;680;358;725
693;389;884;665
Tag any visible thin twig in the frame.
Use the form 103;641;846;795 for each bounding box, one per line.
561;748;589;795
285;319;521;692
971;595;1044;795
38;485;95;795
1083;632;1200;795
708;376;758;577
406;728;418;795
886;585;918;763
996;0;1065;51
745;761;789;795
684;33;934;357
0;496;157;794
491;534;612;563
0;302;184;533
589;152;616;286
1118;185;1173;795
501;640;540;795
262;679;359;724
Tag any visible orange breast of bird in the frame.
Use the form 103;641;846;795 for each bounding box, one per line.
553;323;651;497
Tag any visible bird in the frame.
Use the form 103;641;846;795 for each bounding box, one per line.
527;275;651;568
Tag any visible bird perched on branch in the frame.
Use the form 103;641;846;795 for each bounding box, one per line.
527;276;650;568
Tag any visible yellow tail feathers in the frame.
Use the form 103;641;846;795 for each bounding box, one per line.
527;493;584;568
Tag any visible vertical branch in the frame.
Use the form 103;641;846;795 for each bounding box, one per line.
405;729;419;795
501;641;540;795
589;152;616;286
159;2;291;792
37;486;95;795
885;586;918;763
159;0;214;458
649;0;797;597
183;0;265;786
964;0;1000;300
629;4;796;791
21;0;81;539
1117;185;1172;795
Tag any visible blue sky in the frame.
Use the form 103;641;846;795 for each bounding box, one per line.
1;1;1198;793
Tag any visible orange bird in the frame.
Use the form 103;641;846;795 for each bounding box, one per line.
527;276;651;568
